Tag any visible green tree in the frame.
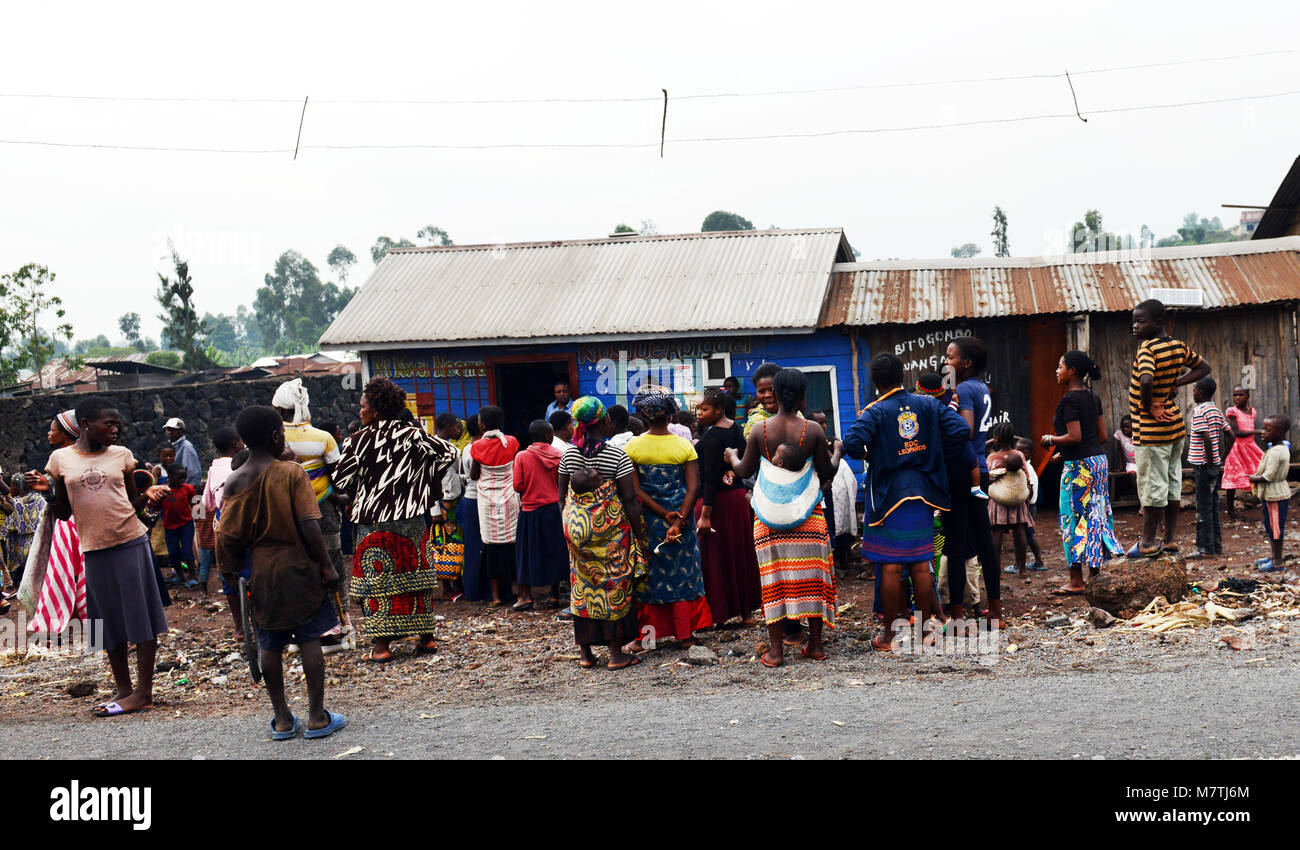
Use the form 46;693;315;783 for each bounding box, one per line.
1068;209;1132;253
145;350;183;369
202;312;241;354
155;245;212;369
327;245;358;284
371;236;416;264
256;250;356;354
417;225;453;246
612;223;636;234
991;206;1010;257
950;243;981;258
0;263;74;387
118;311;142;349
701;211;755;232
1155;212;1237;247
73;334;112;355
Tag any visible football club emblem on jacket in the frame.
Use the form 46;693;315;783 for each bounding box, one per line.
897;409;919;440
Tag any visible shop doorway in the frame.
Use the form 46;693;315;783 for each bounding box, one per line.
487;354;578;447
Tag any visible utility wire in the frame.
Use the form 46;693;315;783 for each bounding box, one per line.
1;87;1297;154
0;47;1295;106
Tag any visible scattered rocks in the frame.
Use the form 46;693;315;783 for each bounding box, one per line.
685;645;719;666
1086;607;1117;628
155;660;182;673
65;681;97;698
210;675;228;686
1044;614;1072;628
1086;554;1188;617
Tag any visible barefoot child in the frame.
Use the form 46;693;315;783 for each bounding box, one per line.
1223;387;1265;519
512;420;567;610
988;423;1033;576
1014;436;1046;570
1250;414;1291;572
217;405;345;740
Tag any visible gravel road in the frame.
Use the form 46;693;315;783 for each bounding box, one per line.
6;661;1297;759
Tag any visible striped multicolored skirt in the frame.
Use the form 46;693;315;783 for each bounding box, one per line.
352;517;439;639
863;498;936;564
754;505;836;627
1058;454;1123;570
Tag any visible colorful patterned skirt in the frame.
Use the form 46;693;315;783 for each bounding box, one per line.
754;505;836;627
863;498;935;564
352;517;439;639
1058;454;1124;570
635;462;711;639
563;479;644;646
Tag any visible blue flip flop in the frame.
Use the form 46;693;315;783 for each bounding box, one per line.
270;715;302;741
304;711;347;739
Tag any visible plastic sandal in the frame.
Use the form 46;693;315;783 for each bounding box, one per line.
271;715;302;740
304;711;347;739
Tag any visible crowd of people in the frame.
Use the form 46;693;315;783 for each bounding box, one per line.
1;297;1294;740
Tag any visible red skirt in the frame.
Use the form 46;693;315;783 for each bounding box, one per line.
637;597;712;643
694;488;761;624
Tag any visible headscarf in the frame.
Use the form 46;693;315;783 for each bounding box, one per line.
569;396;606;455
55;409;80;440
631;384;678;422
271;378;311;425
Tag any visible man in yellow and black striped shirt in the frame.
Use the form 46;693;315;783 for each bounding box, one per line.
1128;299;1211;557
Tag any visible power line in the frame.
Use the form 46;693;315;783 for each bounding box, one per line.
0;47;1295;106
1;87;1297;155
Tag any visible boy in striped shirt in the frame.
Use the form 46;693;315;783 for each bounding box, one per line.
1128;299;1211;557
1187;377;1229;558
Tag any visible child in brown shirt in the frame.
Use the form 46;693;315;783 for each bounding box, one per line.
217;405;344;741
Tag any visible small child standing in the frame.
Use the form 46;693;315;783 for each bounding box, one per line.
512;420;567;610
1223;387;1266;519
1014;436;1047;571
1114;415;1139;512
218;405;345;740
1249;414;1292;572
1187;377;1229;558
161;463;198;588
987;423;1033;575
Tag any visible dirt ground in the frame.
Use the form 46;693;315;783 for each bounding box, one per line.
3;502;1298;724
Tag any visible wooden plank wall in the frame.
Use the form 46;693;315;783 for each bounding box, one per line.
1088;306;1300;445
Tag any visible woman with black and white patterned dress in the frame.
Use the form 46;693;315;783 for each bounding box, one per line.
334;377;456;663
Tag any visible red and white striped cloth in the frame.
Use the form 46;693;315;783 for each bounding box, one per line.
29;518;86;634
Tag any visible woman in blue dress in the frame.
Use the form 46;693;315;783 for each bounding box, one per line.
624;386;712;650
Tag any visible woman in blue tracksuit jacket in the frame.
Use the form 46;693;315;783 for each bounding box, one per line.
843;353;977;649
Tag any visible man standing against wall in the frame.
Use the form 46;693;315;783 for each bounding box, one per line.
272;379;352;652
163;417;204;489
1127;299;1211;557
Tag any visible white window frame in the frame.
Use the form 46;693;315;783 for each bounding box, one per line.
698;352;732;388
793;364;842;439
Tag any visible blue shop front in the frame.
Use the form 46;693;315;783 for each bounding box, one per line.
364;327;864;444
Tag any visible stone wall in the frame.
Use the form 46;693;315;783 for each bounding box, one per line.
0;375;360;480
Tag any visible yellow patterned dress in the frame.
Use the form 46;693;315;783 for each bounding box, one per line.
564;478;646;647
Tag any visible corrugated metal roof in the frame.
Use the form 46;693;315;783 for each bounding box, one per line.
820;236;1300;327
320;229;853;349
1254;154;1300;240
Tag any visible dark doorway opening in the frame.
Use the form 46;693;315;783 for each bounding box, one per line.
490;359;574;448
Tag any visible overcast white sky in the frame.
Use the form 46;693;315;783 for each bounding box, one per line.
3;0;1298;345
